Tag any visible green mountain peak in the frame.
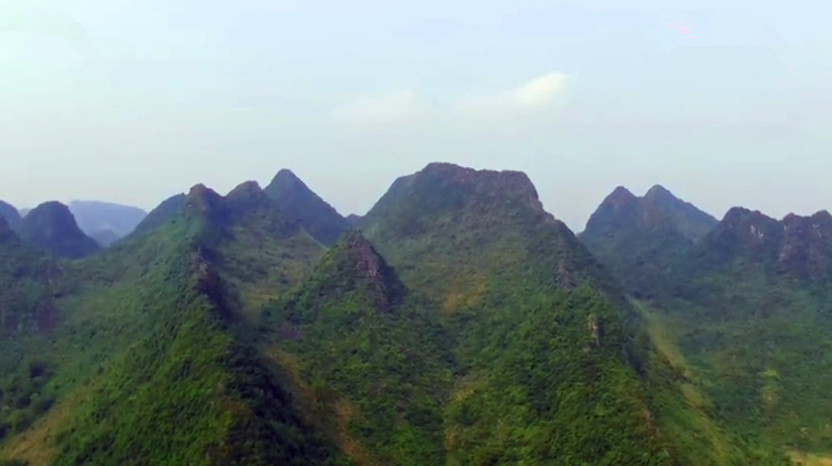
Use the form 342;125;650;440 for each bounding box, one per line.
184;184;226;219
308;231;406;312
17;201;100;259
264;169;347;245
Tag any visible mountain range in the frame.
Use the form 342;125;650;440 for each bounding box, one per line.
0;165;828;465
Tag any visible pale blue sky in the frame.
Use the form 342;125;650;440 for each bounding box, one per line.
1;0;830;230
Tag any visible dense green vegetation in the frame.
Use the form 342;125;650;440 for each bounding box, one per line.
264;232;451;464
582;186;832;463
0;164;822;464
129;193;186;238
0;192;346;464
579;185;716;298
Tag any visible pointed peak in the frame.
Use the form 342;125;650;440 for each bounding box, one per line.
267;169;308;193
602;186;638;207
184;184;225;217
644;184;675;200
264;169;347;246
322;231;406;311
274;168;301;181
265;168;317;203
226;180;264;201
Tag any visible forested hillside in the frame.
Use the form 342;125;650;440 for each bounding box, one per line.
582;187;832;464
0;165;809;465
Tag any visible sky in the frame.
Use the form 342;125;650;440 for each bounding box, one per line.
1;0;831;231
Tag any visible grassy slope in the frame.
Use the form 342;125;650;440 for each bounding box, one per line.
655;263;832;456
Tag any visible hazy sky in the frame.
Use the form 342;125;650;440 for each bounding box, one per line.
1;0;830;231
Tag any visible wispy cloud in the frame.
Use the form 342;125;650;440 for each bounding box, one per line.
329;72;570;130
453;72;570;116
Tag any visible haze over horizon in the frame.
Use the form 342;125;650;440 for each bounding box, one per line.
2;0;830;231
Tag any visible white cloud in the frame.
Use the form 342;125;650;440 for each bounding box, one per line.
454;72;570;116
511;73;569;108
328;72;570;131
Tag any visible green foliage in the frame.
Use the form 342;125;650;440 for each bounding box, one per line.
264;233;451;464
0;205;345;464
1;164;809;465
583;192;832;460
443;284;671;465
129;193;186;238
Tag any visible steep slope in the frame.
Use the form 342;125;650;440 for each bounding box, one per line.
668;210;832;453
264;169;349;246
263;232;451;464
68;201;147;246
0;201;21;229
352;163;760;465
16;202;100;259
129;193;186;237
201;181;328;315
0;188;346;465
580;185;718;297
642;185;719;241
586;197;832;459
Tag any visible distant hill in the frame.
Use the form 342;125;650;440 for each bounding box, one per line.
17;201;100;259
0;200;21;229
580;185;718;297
68;201;147;247
264;169;348;245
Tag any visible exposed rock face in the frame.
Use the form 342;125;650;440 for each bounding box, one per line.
338;232;406;312
700;208;832;281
